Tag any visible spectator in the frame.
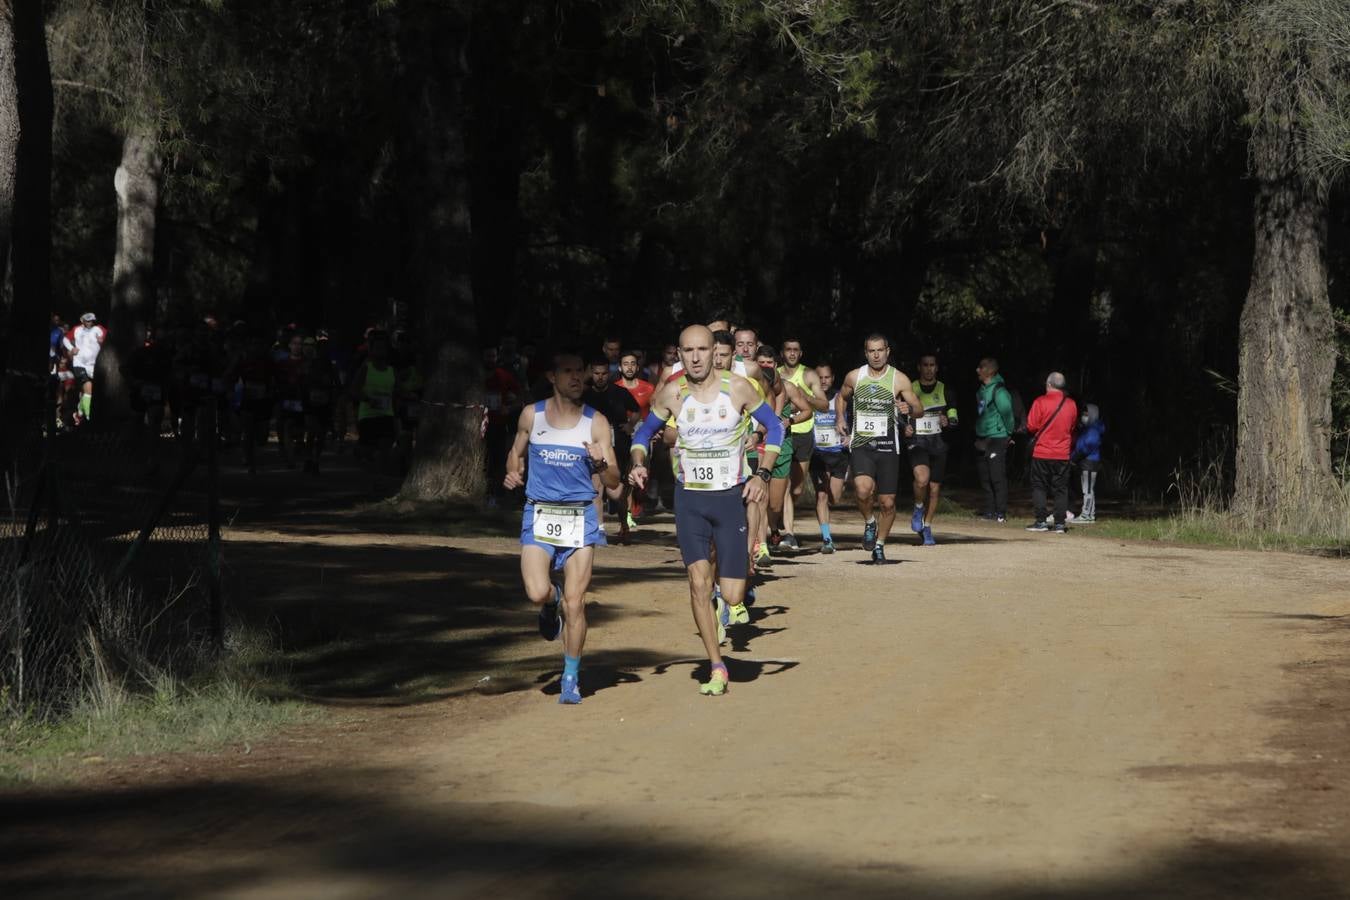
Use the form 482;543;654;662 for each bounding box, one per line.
601;336;622;376
1024;371;1079;534
973;357;1016;523
1073;403;1105;523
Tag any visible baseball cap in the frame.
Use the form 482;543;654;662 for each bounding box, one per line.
80;312;96;323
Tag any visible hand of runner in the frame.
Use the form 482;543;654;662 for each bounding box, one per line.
503;470;524;490
904;424;914;438
583;440;606;468
741;474;766;504
628;463;649;489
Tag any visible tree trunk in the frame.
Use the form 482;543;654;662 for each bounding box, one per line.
0;9;18;296
1234;62;1339;530
8;0;51;379
102;127;161;419
397;4;484;502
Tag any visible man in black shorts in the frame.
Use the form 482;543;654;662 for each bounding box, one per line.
834;334;921;564
904;353;958;547
584;357;639;539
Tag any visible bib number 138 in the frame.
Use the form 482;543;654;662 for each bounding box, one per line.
681;448;737;491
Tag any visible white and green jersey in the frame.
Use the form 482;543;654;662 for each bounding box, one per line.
850;365;899;450
673;371;751;491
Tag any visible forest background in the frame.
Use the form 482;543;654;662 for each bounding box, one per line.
2;0;1349;532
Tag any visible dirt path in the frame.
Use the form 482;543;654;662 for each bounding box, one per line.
5;469;1350;898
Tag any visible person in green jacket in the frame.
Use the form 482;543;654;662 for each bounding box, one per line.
974;357;1016;522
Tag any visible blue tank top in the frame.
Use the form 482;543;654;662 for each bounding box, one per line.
525;400;598;503
813;391;844;454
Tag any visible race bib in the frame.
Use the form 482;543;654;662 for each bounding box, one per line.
282;399;303;413
680;446;739;491
532;503;585;548
915;415;942;436
368;395;392;413
814;424;839;448
854;410;887;437
140;385;162;402
309;389;331;405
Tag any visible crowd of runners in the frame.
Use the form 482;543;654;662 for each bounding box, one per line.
46;312;428;482
505;317;1108;704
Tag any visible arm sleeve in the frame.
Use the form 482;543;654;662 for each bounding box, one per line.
630;410;667;456
750;401;785;452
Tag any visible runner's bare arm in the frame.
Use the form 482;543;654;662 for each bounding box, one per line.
802;368;829;411
894;371;921;417
587;412;622;491
503;404;535;490
835;371;856;441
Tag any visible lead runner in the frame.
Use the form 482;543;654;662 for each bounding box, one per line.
504;349;621;705
629;325;784;696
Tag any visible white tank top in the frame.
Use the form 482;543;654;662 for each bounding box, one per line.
673;372;749;490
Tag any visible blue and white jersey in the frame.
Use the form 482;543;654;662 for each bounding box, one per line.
813;391;844;454
525;400;598;503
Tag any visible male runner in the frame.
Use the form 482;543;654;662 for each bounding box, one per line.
583;358;639;539
617;350;655;527
776;338;829;550
760;345;810;555
810;364;848;554
904;353;958;546
835;334;921;564
66;312;107;425
504;350;621;705
630;325;783;696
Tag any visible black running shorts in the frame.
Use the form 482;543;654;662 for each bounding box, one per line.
810;451;849;487
674;484;748;579
906;437;948;483
790;430;814;463
850;442;900;495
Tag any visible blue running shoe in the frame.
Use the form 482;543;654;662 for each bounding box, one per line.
559;673;582;705
744;585;757;606
911;506;925;533
862;519;878;551
922;525;936;546
871;544;886;564
539;584;563;641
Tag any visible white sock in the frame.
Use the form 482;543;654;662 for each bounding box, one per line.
866;515;876;524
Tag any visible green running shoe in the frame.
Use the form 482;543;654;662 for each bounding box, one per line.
700;666;729;696
729;602;750;625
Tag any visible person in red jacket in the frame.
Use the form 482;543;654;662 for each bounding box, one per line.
1025;371;1078;533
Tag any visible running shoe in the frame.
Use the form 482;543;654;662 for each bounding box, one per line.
1025;520;1049;533
558;673;582;705
539;584;563;641
871;544;886;564
700;666;729;696
729;602;750;625
995;515;1006;524
780;532;800;551
626;512;638;529
1052;522;1068;534
820;539;836;555
716;590;729;629
745;585;757;606
1078;514;1095;524
922;525;935;546
862;519;878;551
754;543;772;567
911;506;925;533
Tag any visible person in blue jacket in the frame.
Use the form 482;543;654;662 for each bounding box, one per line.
1073;403;1105;523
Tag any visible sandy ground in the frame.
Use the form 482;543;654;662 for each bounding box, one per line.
5;465;1350;899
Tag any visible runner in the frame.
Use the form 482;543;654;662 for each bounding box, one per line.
629;325;783;696
349;331;398;486
583;358;639;540
903;353;958;546
65;312;107;426
776;337;829;551
834;334;921;564
759;344;811;556
503;349;621;705
810;363;848;554
617;350;655;528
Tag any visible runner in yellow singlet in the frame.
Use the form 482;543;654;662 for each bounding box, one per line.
776;338;829;551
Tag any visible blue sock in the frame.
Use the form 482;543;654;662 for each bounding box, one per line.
820;524;833;542
563;655;580;679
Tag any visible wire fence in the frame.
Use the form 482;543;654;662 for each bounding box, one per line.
0;373;223;718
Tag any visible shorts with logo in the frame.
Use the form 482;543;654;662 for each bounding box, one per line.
521;500;605;570
811;450;850;487
674;484;748;579
850;441;900;494
906;435;949;483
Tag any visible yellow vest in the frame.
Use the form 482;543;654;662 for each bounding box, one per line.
780;364;815;434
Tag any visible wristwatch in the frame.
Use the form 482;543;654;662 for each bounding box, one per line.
755;467;771;483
